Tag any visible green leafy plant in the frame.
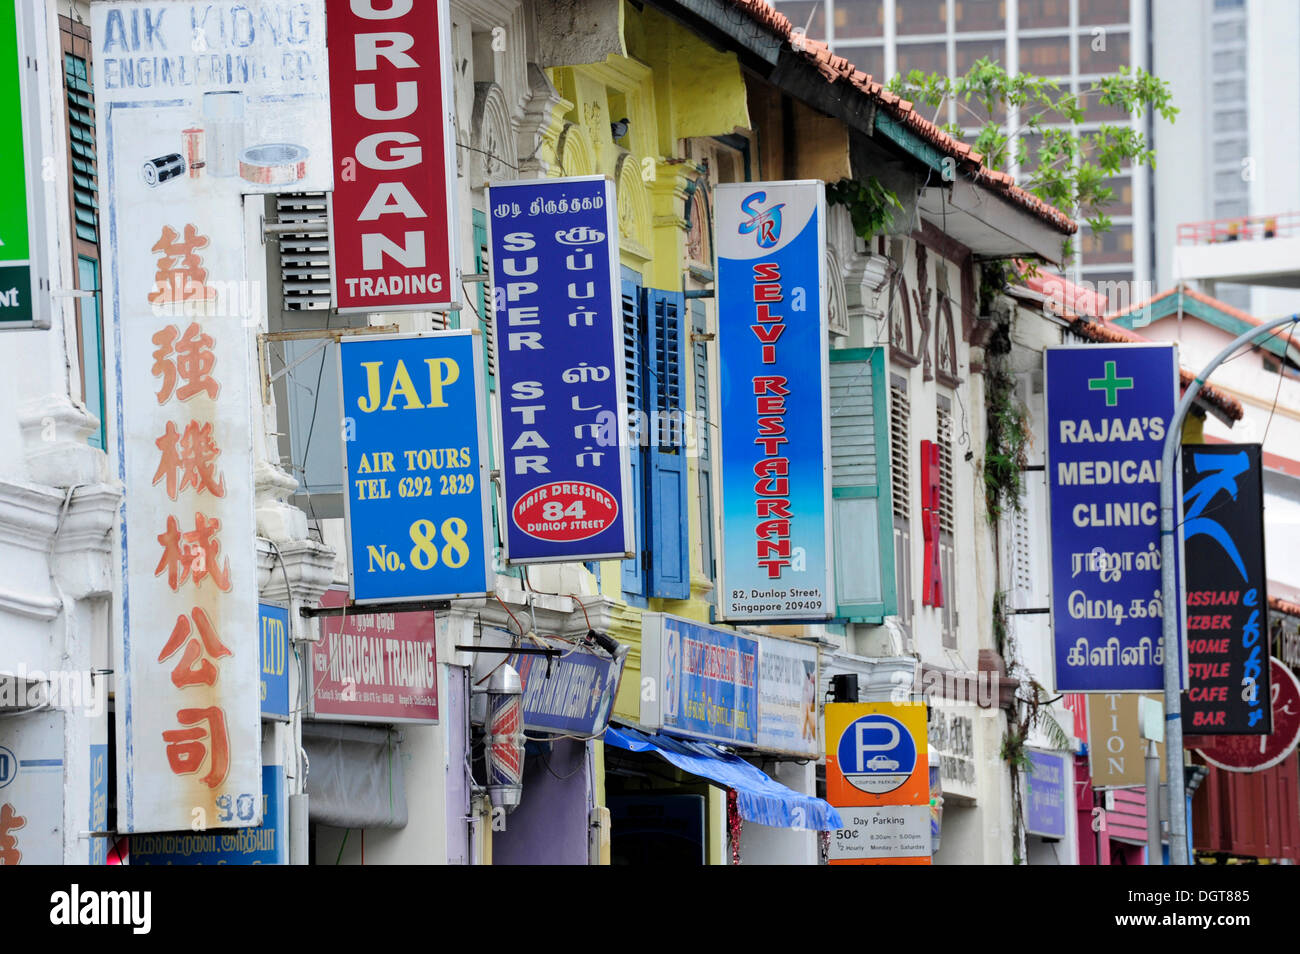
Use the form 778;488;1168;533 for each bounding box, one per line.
826;176;904;242
992;590;1009;658
887;59;1177;257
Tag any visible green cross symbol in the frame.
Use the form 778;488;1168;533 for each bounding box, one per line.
1088;360;1134;406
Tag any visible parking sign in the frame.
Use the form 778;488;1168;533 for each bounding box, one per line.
826;702;931;864
826;702;929;807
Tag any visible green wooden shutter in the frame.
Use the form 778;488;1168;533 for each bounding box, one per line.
78;257;105;450
829;347;896;620
64;53;98;244
473;208;515;577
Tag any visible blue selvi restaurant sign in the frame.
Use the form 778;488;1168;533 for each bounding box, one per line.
1044;343;1183;691
714;180;833;623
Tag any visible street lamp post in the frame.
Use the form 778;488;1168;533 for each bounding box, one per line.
1159;313;1300;865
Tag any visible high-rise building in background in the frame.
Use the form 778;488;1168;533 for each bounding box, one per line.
773;0;1153;298
1152;0;1300;316
773;0;1300;317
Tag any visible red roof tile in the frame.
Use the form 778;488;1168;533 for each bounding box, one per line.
1021;269;1109;319
719;0;1077;236
1271;596;1300;618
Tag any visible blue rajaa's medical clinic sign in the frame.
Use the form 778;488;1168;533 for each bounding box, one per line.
487;176;633;564
338;331;493;603
714;181;833;622
1044;344;1181;691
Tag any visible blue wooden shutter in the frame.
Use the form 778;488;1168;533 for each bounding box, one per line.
620;275;646;599
829;348;897;620
646;288;690;599
691;299;716;590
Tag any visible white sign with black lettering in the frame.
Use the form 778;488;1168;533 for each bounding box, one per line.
829;805;930;860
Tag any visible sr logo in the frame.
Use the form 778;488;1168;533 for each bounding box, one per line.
738;191;785;248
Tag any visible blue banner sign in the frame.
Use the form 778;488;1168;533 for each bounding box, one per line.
338;331;492;603
1025;749;1067;838
260;602;290;721
715;181;833;621
506;636;623;736
131;764;287;865
89;743;108;865
1044;343;1181;691
486;176;633;564
1181;443;1270;734
641;613;759;746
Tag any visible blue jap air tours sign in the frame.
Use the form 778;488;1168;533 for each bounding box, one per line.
715;181;833;621
487;177;633;564
1044;344;1182;691
338;331;493;603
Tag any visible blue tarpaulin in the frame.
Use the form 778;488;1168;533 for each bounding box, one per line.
604;726;843;831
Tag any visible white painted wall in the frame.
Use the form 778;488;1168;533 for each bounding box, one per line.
0;0;118;866
738;760;818;864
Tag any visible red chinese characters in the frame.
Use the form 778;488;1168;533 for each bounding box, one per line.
161;707;231;789
158;607;232;688
148;224;218;306
0;802;25;865
151;322;220;404
146;224;235;790
154;513;232;592
153;420;227;499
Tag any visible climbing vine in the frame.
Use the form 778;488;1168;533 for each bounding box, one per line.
982;299;1030;523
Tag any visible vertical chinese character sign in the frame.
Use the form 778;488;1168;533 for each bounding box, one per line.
1044;344;1181;692
93;1;332;833
715;181;833;621
487;176;633;563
